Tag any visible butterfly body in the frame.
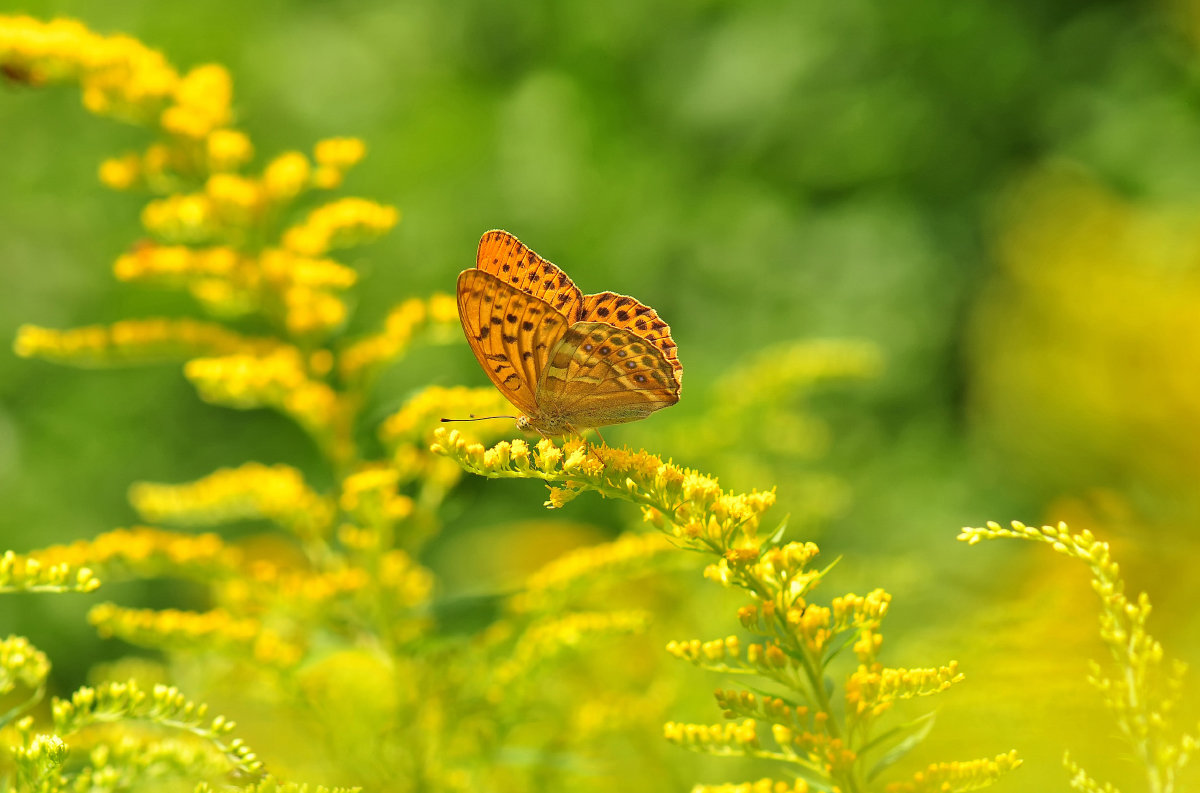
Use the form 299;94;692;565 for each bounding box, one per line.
456;231;682;436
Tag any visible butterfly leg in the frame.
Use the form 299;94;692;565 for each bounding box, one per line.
591;427;606;446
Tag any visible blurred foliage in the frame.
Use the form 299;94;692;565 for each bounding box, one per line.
3;0;1200;791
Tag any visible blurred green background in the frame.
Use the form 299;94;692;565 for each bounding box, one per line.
5;0;1200;789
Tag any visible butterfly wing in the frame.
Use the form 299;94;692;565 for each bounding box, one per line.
581;291;682;390
477;230;584;320
457;268;570;416
536;321;681;430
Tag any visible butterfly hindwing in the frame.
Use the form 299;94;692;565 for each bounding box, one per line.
537;321;681;429
477;230;584;320
580;291;682;389
457;269;570;417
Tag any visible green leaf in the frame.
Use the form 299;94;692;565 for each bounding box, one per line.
767;515;790;545
865;710;937;780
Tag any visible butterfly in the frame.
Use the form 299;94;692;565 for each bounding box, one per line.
450;230;683;437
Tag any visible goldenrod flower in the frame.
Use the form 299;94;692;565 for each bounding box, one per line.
693;780;811;793
432;429;776;552
13;317;277;366
129;462;335;543
0;635;51;693
262;151;311;201
510;531;675;613
30;526;238;583
962;521;1194;792
205;172;262;224
98;152;141;189
184;348;344;456
885;751;1022;793
161;63;232;138
51;679;264;778
0;551;99;593
281;197;398;256
142;192;215;243
341;296;459;383
89;603;303;668
206;128;253;171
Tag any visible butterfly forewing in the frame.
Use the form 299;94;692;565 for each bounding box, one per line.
477;230;584;320
537;321;681;428
457;269;570;417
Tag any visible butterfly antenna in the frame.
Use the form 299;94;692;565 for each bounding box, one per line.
440;414;517;423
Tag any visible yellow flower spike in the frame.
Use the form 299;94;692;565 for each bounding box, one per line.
281;197;399;256
510;531;674;614
963;519;1192;792
428;292;458;323
98;152;141;190
129;462;334;543
13;317;276;366
314;137;366;170
184;349;345;455
311;137;366;189
161;63;232;138
0;551;100;593
29;527;240;585
205;128;253;171
113;243;239;286
377;549;433;602
263;151;311;201
88;603;303;669
283;286;348;337
142;192;215;243
205;173;261;223
885;751;1022;793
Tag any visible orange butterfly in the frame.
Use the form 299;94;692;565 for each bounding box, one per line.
451;230;682;437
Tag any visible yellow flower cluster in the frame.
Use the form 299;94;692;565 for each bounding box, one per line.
219;563;372;616
76;733;231;788
12;726;67;783
129;462;334;543
2;16;399;349
0;16;187;126
432;429;777;551
281;197;398;257
884;751;1022;793
845;663;963;718
51;680;263;778
509;531;675;614
339;463;414;529
972;168;1200;494
0;551;99;593
195;778;360;793
339;294;458;383
713;690;826;735
693;780;810;793
31;527;238;583
375;550;434;612
493;610;650;693
184;349;346;458
13;318;276;366
663;718;760;754
89;603;303;668
0;635;51;693
962;520;1194;792
380;384;512;446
